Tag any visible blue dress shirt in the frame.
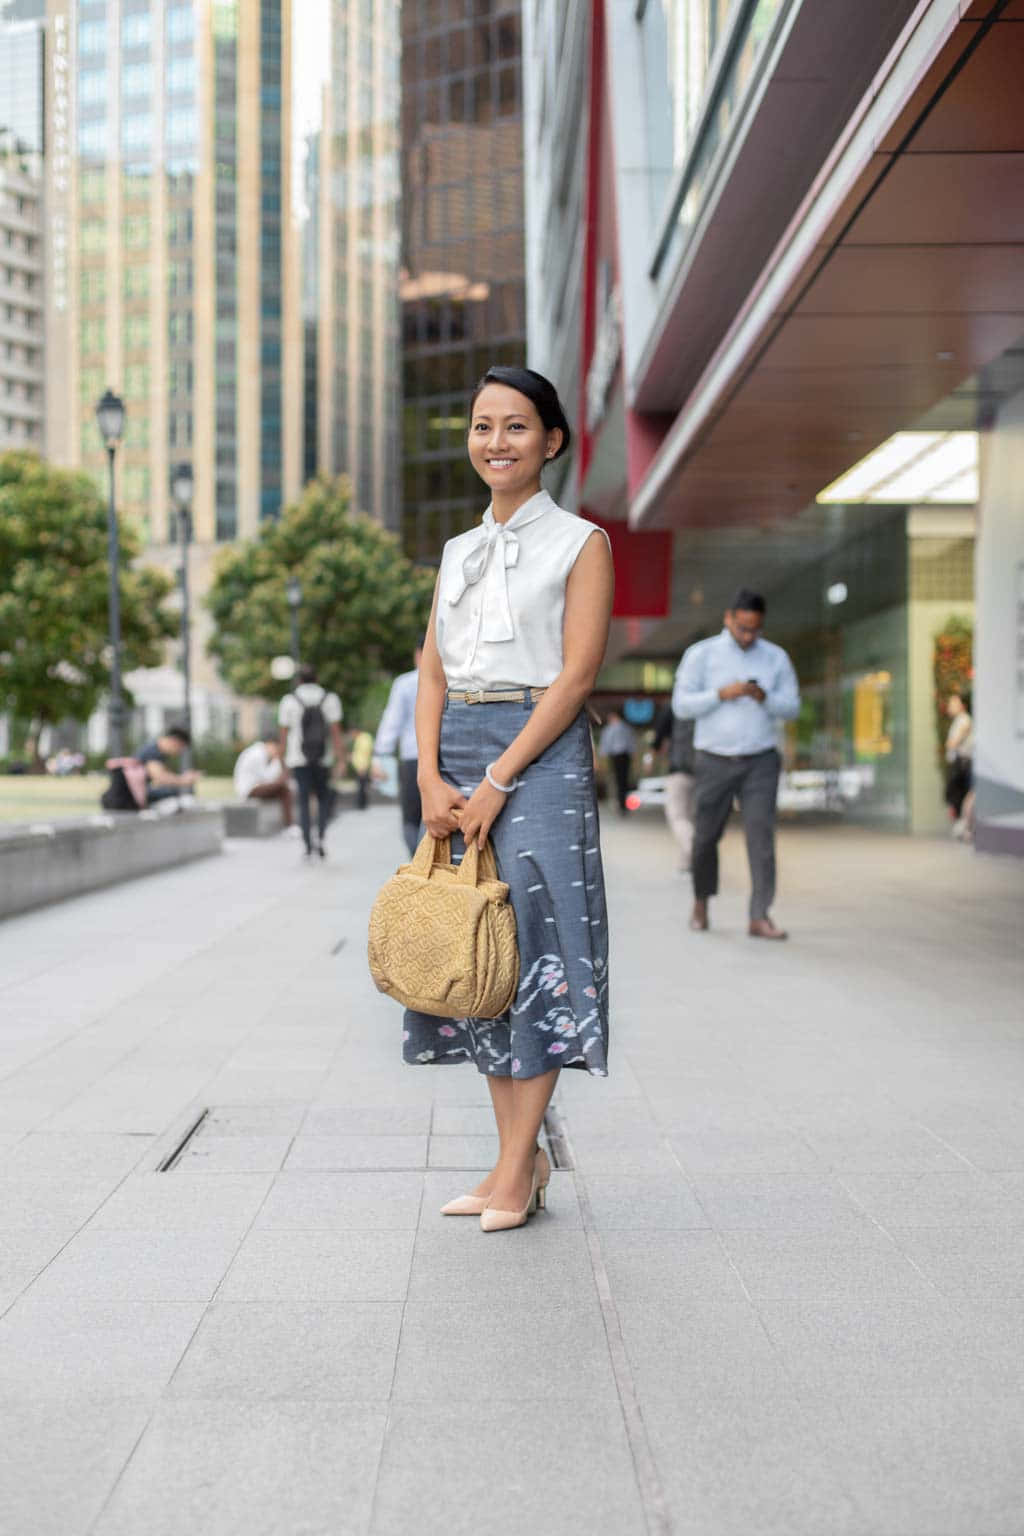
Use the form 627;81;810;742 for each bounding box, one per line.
373;669;419;761
672;629;800;756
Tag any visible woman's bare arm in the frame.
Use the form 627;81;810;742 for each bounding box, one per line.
457;531;614;847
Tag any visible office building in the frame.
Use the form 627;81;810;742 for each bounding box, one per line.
399;0;526;561
301;0;401;529
40;0;299;743
0;156;45;452
524;0;1024;853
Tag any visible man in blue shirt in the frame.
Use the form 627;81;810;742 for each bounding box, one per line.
373;640;423;855
673;588;800;939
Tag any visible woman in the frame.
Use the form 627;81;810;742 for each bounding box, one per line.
944;690;974;836
406;365;614;1232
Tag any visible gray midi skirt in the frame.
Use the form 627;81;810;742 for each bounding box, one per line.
403;697;610;1079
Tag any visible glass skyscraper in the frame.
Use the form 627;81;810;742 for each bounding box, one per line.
400;0;527;561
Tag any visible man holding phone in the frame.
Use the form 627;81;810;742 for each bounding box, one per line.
672;588;800;938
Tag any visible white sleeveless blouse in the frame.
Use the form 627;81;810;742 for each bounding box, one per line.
435;489;607;691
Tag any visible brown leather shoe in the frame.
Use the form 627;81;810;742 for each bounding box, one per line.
689;900;709;932
749;917;788;940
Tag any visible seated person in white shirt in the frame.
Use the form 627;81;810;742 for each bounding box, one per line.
232;732;293;829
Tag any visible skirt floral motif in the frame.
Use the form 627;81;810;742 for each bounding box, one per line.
403;698;610;1079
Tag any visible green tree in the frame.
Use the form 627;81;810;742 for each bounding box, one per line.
0;451;176;750
207;477;435;716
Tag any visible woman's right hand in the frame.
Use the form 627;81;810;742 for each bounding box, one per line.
419;773;468;839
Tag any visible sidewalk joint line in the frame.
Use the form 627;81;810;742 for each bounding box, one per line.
547;1103;674;1536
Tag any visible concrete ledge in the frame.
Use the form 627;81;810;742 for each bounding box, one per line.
0;807;224;920
222;799;283;837
974;813;1024;858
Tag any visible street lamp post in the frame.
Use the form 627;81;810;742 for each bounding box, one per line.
286;578;302;664
95;389;126;758
170;463;195;771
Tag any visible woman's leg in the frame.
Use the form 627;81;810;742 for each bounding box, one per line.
488;1069;559;1212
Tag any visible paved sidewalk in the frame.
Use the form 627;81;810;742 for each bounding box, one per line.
0;806;1022;1536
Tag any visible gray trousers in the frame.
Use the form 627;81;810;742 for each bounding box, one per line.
692;749;780;920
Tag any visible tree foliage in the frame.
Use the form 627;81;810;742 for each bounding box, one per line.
932;612;973;762
0;452;176;736
206;477;435;716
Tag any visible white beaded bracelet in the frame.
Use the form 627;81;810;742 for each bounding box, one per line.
485;762;519;794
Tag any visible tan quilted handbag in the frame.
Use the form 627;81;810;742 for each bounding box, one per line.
368;833;519;1019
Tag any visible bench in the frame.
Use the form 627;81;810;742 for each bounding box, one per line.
0;806;224;921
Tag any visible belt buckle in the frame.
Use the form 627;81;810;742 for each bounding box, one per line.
465;690;484;705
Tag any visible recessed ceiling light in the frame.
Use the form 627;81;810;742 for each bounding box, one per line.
817;431;978;505
826;582;848;606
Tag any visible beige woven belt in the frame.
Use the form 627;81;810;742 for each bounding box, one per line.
447;688;547;705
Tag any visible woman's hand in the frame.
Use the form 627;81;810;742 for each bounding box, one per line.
458;777;509;850
419;774;467;839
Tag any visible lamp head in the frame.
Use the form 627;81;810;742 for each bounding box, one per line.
95;388;125;449
170;462;194;510
286;578;302;608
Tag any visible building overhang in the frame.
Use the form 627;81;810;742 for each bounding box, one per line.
629;0;1024;532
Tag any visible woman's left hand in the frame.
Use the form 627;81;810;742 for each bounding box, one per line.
457;777;509;850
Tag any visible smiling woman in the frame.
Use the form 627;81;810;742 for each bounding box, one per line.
392;364;615;1233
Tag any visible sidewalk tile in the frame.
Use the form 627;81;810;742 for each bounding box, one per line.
175;1135;294;1174
391;1297;614;1403
255;1171;424;1230
407;1227;597;1304
196;1105;308;1138
669;1129;824;1174
885;1224;1024;1297
579;1172;710;1230
168;1301;403;1401
599;1230;745;1301
0;1133;155;1181
569;1132;677;1174
691;1174;869;1232
0;1397;154;1536
0;1176;116;1232
92;1401;387;1536
719;1228;937;1301
613;1296;791;1400
371;1400;646;1536
0;1298;204;1400
805;1391;1024;1536
25;1229;243;1303
218;1229;415;1301
839;1170;1017;1228
302;1105;431;1135
286;1134;427;1171
86;1173;273;1233
426;1134;498;1169
642;1383;867;1536
0;1231;74;1313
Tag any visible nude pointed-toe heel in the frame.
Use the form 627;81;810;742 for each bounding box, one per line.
480;1172;539;1233
440;1193;489;1216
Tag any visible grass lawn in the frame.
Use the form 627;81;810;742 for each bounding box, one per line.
0;774;236;824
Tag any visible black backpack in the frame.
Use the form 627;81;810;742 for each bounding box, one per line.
294;688;328;764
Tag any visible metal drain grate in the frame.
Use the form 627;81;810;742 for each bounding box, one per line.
157;1109;209;1172
542;1104;574;1170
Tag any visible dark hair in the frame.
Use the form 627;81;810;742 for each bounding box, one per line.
950;689;972;713
730;588;766;615
297;662;317;684
165;725;191;746
470;365;572;461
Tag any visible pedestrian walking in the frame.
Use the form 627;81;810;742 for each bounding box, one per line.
673;589;800;939
278;664;345;858
944;690;974;838
599;708;637;815
652;701;696;871
232;732;294;830
406;364;614;1231
373;642;423;855
348;728;375;810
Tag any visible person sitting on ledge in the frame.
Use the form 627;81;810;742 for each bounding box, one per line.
137;725;201;807
233;731;294;830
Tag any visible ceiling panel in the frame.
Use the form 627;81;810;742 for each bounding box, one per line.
847;154;1024;244
895;22;1024;152
757;312;1024;373
797;245;1024;315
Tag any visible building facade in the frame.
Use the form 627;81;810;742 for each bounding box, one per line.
399;0;526;562
525;0;1024;851
300;0;401;530
0;159;45;454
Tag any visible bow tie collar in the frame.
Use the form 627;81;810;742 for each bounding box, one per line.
446;492;552;643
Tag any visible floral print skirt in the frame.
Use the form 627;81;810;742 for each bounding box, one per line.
403;697;610;1079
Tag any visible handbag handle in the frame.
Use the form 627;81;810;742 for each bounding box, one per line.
409;831;499;886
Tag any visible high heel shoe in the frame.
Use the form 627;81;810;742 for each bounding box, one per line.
480;1168;540;1233
440;1146;550;1217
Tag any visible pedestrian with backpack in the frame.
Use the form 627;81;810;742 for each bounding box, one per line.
278;664;345;858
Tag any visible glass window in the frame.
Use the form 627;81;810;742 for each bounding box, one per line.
124;264;150;299
80;221;105;253
167;5;196;42
122;61;153;97
125;313;150;350
77;18;106;54
125;363;150;398
166;55;196;95
123;214;151;248
79;68;107;104
166;106;197;146
77;119;107;157
121;11;152;47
